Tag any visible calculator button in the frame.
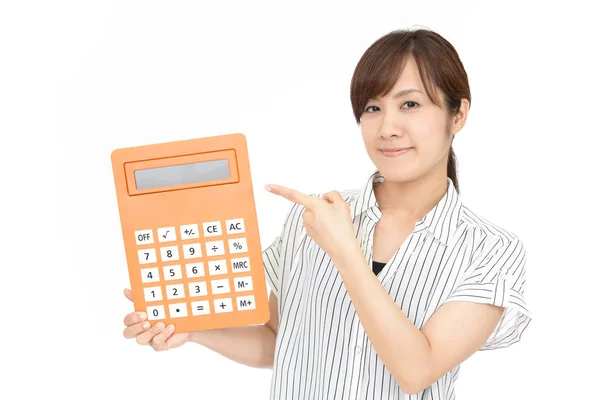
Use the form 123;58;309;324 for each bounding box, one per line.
163;265;182;281
143;286;163;302
135;229;154;245
157;227;177;242
236;295;256;311
166;283;186;299
230;257;251;273
168;303;188;318
160;245;179;261
182;243;202;259
203;221;223;237
211;279;230;294
185;262;205;278
214;298;233;313
191;300;211;316
138;248;157;264
233;276;253;292
226;218;245;234
205;240;225;256
188;281;208;297
141;267;160;283
208;260;228;276
228;237;248;254
147;305;166;320
180;224;199;240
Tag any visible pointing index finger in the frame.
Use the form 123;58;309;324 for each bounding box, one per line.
266;184;319;208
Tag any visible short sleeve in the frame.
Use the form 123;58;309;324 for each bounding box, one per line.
263;233;283;298
443;237;532;351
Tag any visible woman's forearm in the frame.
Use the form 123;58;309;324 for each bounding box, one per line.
189;325;277;369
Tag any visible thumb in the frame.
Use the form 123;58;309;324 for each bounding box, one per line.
123;288;133;302
323;190;343;203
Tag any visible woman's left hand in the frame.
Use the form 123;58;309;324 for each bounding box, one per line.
265;183;359;262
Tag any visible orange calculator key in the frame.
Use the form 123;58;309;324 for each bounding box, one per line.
111;133;270;333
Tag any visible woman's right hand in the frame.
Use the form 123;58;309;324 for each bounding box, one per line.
122;288;192;351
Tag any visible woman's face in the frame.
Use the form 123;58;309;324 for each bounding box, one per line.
360;55;454;183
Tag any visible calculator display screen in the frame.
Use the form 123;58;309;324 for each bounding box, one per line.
134;159;230;190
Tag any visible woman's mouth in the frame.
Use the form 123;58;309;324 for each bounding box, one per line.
380;148;412;157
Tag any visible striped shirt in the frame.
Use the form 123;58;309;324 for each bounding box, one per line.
262;169;532;400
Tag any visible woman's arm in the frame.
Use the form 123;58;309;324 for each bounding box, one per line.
332;244;504;395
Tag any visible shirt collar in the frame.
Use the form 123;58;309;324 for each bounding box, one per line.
349;168;463;246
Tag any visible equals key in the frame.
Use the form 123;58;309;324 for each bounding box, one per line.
192;301;210;316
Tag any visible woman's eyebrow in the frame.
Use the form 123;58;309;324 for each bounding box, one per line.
370;89;423;101
392;88;423;98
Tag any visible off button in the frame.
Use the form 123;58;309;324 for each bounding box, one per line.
135;229;154;245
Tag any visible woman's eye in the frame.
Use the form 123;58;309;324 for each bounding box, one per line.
363;101;419;114
403;101;419;109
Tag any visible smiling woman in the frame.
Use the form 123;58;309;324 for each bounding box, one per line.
260;27;532;400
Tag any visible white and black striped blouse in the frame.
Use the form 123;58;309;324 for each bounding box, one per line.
262;168;532;399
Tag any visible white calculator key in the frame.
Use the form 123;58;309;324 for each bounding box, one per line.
147;305;165;321
180;224;199;239
203;221;222;237
138;248;157;264
157;227;177;242
233;276;253;292
236;295;256;311
226;218;246;234
160;245;179;261
228;237;248;254
166;283;185;299
185;262;205;278
230;257;251;273
135;229;154;245
168;303;188;318
208;259;228;276
182;243;202;259
141;267;160;283
188;281;208;297
213;298;233;313
191;300;211;316
205;240;225;256
211;279;230;294
163;265;182;281
143;286;162;302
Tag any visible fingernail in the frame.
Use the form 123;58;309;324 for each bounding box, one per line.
156;322;165;329
265;184;272;192
142;321;150;329
168;325;175;332
138;312;147;320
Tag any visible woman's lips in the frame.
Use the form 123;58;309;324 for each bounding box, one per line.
380;148;412;157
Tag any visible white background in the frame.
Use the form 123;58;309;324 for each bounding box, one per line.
1;1;598;399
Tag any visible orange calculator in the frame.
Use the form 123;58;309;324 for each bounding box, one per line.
111;133;270;333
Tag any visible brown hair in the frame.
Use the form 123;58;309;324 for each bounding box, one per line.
350;28;471;194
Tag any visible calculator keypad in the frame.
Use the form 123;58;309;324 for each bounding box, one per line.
133;218;255;321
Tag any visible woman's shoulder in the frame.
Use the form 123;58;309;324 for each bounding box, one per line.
459;203;525;257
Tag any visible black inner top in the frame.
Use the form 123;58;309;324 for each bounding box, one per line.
372;260;386;276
